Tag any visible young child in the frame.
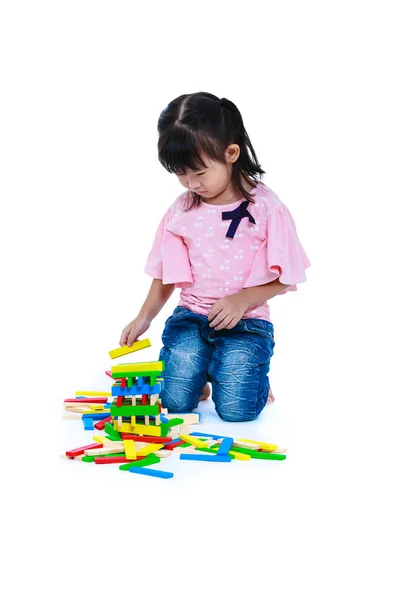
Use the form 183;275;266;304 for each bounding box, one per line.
120;92;311;422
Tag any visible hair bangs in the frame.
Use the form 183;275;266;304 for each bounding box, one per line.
158;127;223;176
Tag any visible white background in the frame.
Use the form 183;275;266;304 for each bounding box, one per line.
1;1;399;598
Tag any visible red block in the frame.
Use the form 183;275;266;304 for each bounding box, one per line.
105;370;113;378
94;416;112;430
121;434;173;443
66;443;103;458
141;394;147;406
117;395;123;407
94;455;146;464
163;440;186;450
64;398;107;403
121;377;127;389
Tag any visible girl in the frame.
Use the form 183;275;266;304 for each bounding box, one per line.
120;92;311;422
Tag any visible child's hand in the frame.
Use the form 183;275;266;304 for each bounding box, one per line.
208;294;248;330
119;315;152;347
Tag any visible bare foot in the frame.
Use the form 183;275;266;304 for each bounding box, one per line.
200;382;211;401
267;388;275;403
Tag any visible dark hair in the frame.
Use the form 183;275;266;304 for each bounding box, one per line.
157;92;266;210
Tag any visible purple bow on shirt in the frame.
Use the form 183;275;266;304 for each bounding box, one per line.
222;200;256;239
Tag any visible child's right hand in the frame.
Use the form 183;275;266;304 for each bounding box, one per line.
119;315;152;347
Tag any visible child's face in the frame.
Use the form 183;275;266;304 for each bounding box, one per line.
176;146;239;199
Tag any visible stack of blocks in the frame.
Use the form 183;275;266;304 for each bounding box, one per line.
62;338;286;479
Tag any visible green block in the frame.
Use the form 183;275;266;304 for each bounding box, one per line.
81;455;95;463
160;423;169;437
104;452;126;457
165;418;184;428
110;404;159;417
104;423;122;440
222;446;286;460
119;454;161;471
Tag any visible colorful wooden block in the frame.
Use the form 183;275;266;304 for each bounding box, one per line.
179;435;208;449
119;455;161;471
66;443;103;458
128;466;173;479
217;437;234;456
76;391;111;397
180;454;232;462
108;338;151;359
123;439;137;460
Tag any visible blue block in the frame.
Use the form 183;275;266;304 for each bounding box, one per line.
128;467;174;479
160;414;169;423
180;454;232;463
111;383;162;396
82;412;110;421
218;437;234;456
104;403;111;409
83;418;94;430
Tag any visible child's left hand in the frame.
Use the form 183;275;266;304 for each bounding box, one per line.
208;293;248;330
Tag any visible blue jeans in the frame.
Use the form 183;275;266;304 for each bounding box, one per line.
158;306;275;422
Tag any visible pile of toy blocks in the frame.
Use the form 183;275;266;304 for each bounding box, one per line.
62;338;286;479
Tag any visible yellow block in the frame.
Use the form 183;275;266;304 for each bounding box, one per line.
89;404;107;411
130;416;136;427
82;409;109;415
92;435;106;444
179;434;208;449
123;440;137;460
76;390;111;397
228;450;251;461
111;361;163;375
137;443;164;457
236;438;277;452
108;338;151;359
117;423;134;433
132;424;162;436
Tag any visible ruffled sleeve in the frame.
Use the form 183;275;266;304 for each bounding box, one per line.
144;207;194;288
243;204;311;294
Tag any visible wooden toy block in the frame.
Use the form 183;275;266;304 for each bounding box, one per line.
63;414;82;419
111;382;162;396
95;456;140;464
66;443;103;458
81;456;96;462
121;435;172;443
131;416;136;427
155;415;161;426
92;435;106;444
128;466;173;479
236;438;277;451
180;454;232;463
76;391;111;397
190;431;222;440
132;424;162;436
104;423;122;440
179;435;208;449
64;398;107;403
217;437;233;456
150;393;159;405
144;415;150;426
123;440;137;460
84;444;124;456
84;418;94;430
163;413;200;425
119;455;161;471
110;404;159;417
233;440;260;450
108;338;151;359
179;424;190;435
224;447;286;460
164;418;184;428
163;439;186;450
141;394;147;406
94;416;112;430
136;443;164;457
112;360;164;374
155;450;172;458
200;446;251;461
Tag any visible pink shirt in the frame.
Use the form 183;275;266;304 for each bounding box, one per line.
144;181;311;323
